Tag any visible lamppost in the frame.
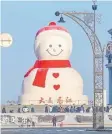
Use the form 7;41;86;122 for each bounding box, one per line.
55;0;104;129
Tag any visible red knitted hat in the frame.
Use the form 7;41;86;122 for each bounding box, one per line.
36;22;69;37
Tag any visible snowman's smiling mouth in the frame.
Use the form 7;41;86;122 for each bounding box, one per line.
46;49;63;56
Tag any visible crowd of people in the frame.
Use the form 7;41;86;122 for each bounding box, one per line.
44;104;112;113
1;104;112;113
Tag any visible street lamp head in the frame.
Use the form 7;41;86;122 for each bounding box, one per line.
108;29;112;35
92;0;97;10
55;11;60;16
92;5;97;10
58;16;65;23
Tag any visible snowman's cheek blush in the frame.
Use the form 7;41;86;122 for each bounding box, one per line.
46;49;63;56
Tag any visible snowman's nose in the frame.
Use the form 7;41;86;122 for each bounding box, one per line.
53;48;56;52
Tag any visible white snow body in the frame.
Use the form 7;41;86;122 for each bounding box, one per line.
19;67;88;105
19;24;88;105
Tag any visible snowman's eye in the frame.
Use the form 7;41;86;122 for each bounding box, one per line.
49;44;52;47
59;44;61;47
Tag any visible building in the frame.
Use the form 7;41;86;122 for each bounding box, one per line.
106;29;112;105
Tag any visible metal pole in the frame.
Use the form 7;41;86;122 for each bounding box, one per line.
93;1;97;129
102;47;104;129
92;1;104;129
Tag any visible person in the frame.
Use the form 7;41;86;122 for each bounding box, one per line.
80;105;84;113
73;104;76;113
32;121;35;127
2;107;6;113
52;115;57;127
18;108;21;113
89;107;93;113
86;107;90;113
70;106;74;113
64;106;69;113
49;105;52;113
106;106;110;112
57;106;61;112
10;110;14;113
60;106;64;113
27;118;31;127
31;107;35;113
45;105;49;113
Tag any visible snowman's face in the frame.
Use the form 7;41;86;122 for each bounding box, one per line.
35;32;72;60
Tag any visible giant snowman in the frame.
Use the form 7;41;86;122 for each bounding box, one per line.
19;22;88;105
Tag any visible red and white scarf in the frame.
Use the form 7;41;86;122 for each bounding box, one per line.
24;60;71;88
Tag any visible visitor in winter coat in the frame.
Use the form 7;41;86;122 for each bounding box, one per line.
45;105;49;113
52;115;57;127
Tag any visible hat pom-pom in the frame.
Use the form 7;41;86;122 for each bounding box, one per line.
49;22;56;26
